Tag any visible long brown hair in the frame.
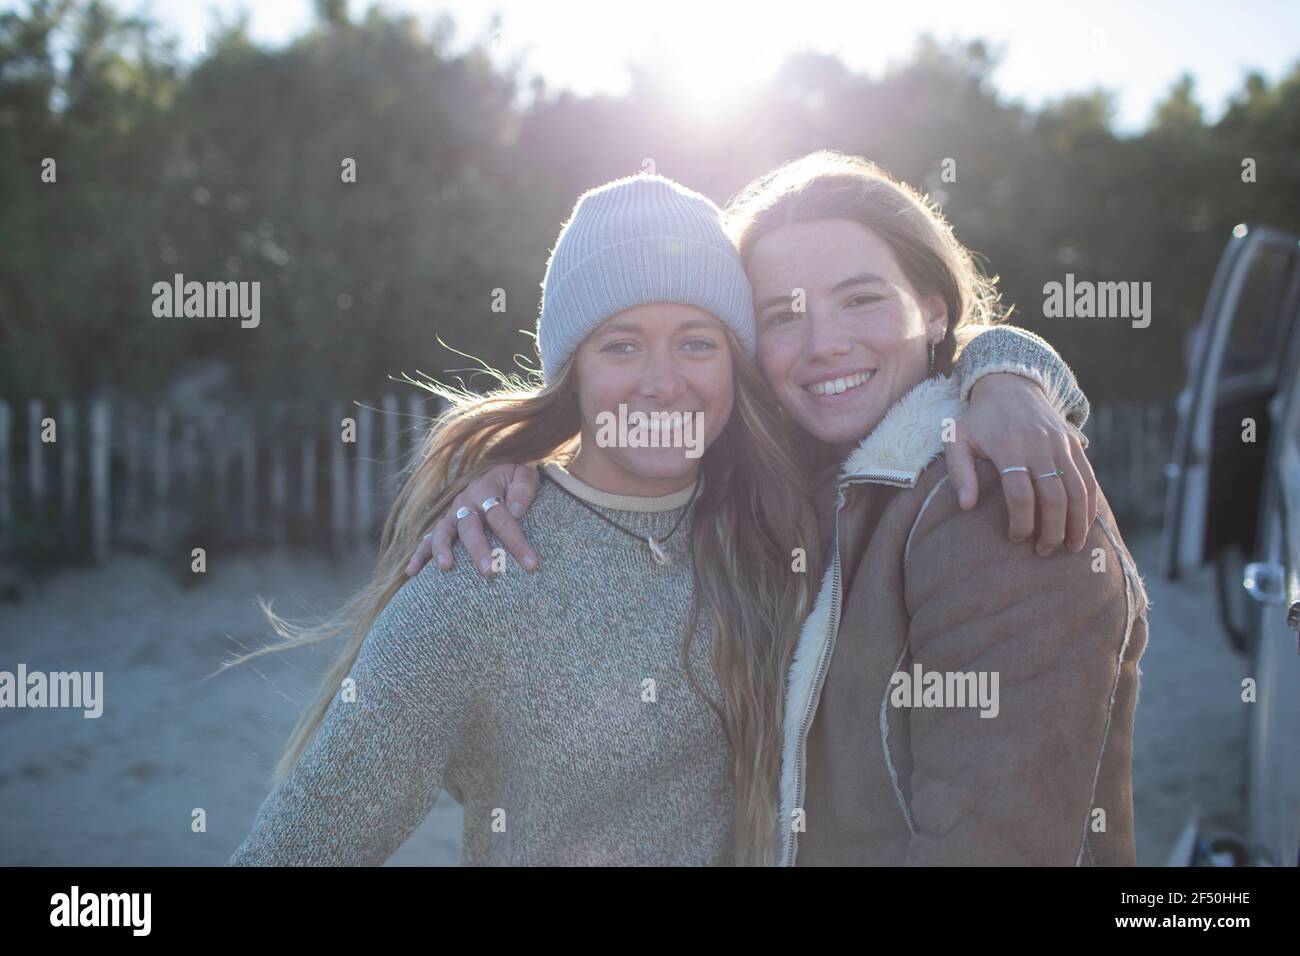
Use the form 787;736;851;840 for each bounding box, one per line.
725;150;1009;368
723;151;1010;472
223;331;819;865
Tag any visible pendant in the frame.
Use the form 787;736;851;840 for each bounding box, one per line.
647;536;671;566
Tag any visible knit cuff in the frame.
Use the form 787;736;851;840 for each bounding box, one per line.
953;325;1091;429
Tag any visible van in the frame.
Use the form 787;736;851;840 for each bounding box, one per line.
1163;223;1300;866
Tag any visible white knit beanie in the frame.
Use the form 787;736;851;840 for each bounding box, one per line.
536;173;756;382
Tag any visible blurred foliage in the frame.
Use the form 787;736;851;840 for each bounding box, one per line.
2;0;1299;412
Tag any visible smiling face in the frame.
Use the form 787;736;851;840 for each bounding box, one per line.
568;302;735;497
748;218;949;446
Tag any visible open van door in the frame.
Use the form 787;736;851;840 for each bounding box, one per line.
1245;381;1300;865
1164;224;1300;582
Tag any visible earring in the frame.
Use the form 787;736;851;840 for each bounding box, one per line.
928;339;936;373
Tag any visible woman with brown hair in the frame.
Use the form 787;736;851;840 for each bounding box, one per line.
728;151;1147;865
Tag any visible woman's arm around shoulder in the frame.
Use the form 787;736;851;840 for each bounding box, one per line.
954;323;1090;428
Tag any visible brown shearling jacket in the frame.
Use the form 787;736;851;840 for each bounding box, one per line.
776;374;1149;866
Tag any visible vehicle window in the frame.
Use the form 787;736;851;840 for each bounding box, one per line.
1222;244;1297;380
1292;368;1300;447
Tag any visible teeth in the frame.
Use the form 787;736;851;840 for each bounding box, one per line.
639;414;697;435
806;371;871;396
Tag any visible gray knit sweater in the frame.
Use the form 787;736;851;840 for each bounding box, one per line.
953;324;1090;427
227;324;1087;867
229;463;735;866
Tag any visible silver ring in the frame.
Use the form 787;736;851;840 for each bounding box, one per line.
999;466;1029;477
454;506;477;522
1036;470;1062;480
481;496;503;514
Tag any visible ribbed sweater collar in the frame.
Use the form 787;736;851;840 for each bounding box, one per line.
542;461;699;513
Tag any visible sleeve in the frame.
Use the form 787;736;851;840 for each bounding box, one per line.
952;324;1091;429
897;463;1145;865
227;570;490;866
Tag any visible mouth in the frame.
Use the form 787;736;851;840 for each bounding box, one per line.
803;370;873;397
637;412;701;431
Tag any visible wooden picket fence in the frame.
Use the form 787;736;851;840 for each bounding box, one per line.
1080;400;1177;530
0;392;443;566
0;395;1173;567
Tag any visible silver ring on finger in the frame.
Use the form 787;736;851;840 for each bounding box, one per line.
999;465;1029;477
1036;469;1062;480
454;506;477;522
481;496;504;514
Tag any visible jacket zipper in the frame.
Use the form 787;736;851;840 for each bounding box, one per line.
782;470;917;867
783;506;844;867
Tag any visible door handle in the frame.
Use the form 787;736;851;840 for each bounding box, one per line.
1243;562;1286;604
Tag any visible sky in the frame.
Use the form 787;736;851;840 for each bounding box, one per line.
39;0;1300;133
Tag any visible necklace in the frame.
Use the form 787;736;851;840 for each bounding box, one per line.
542;469;699;566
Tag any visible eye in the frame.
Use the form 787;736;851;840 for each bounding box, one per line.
600;341;638;355
763;310;799;329
681;338;719;352
846;293;883;309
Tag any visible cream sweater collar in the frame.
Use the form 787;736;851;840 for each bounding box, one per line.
542;461;700;513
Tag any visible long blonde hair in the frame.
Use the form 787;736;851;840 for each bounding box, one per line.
225;331;819;865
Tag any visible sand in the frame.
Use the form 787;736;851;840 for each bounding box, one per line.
0;532;1245;865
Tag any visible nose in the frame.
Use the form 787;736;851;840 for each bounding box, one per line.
802;309;852;362
637;346;686;404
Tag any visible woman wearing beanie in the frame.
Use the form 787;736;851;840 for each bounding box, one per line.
228;173;822;866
